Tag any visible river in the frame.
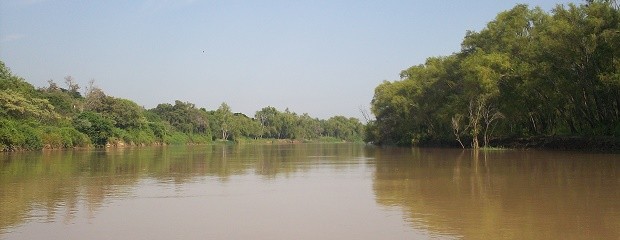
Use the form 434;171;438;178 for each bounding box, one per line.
1;143;618;239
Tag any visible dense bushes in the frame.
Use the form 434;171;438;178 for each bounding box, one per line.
72;111;114;146
40;126;90;148
0;119;41;151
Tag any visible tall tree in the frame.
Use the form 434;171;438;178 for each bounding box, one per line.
215;102;233;140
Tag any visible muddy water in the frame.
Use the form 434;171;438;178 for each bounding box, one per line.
1;144;618;239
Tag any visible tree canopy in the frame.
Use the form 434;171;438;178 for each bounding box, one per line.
367;1;620;148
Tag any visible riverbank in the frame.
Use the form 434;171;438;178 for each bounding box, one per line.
492;136;620;152
416;136;620;152
1;137;359;152
235;136;353;144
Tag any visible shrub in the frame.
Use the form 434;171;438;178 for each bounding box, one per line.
0;119;42;151
60;127;90;147
41;127;63;148
128;128;156;145
163;132;189;144
73;111;114;146
0;119;24;151
188;134;211;144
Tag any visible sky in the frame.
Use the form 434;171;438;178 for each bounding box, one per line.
0;0;577;120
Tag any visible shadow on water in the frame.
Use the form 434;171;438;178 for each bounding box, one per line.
371;147;620;239
0;143;366;234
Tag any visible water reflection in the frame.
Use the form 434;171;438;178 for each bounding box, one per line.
2;144;620;239
372;148;620;239
0;143;366;235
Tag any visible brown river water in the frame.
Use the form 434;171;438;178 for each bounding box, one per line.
1;143;619;239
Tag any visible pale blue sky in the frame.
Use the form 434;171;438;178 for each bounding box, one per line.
0;0;576;119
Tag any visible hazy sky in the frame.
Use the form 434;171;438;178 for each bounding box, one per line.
1;0;576;119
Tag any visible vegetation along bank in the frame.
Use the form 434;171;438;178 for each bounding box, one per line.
0;62;364;151
3;1;620;151
365;1;620;149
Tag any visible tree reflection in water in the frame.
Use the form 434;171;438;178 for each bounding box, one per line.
0;143;364;234
372;148;620;239
2;145;619;239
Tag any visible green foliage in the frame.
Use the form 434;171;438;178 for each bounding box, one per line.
109;127;157;145
0;119;43;151
40;126;90;148
39;78;84;117
214;102;233;140
255;106;282;138
295;113;323;140
41;90;80;117
0;59;363;151
253;106;363;141
230;113;262;141
323;116;364;142
363;121;380;144
73;111;115;146
0;62;36;94
163;132;190;144
147;121;170;140
105;98;146;129
0;90;56;120
150;100;210;135
187;134;211;144
315;136;345;143
368;2;620;147
85;91;146;129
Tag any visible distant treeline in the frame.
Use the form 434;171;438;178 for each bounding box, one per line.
366;1;620;148
0;62;364;151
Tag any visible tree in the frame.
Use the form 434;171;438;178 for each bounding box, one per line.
234;113;262;140
323;116;364;142
84;83;107;112
0;89;59;121
460;50;511;148
255;106;282;139
0;61;59;121
280;108;298;139
451;114;467;148
150;100;210;136
0;61;36;95
482;103;504;148
296;113;322;140
106;98;145;129
63;75;81;98
215;102;233;140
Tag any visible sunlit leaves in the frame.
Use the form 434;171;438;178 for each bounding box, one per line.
0;89;59;121
369;1;620;146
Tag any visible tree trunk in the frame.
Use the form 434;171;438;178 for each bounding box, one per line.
469;98;483;149
472;135;480;149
